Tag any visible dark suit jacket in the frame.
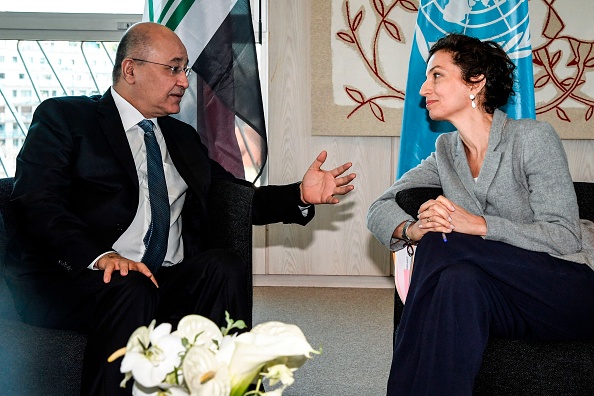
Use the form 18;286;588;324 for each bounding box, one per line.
7;89;313;282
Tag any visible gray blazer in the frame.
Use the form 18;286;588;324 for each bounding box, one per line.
367;109;594;269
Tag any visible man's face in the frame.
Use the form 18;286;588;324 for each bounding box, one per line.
130;31;190;118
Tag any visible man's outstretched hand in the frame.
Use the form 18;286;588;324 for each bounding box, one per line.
300;150;356;205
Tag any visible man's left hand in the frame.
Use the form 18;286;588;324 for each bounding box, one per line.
300;150;356;205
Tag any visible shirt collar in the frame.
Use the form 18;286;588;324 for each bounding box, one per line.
110;86;158;132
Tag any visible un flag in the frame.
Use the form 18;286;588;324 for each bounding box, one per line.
397;0;535;178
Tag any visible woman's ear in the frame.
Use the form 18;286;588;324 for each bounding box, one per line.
469;74;486;95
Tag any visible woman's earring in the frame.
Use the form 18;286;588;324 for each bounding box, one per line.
470;94;476;109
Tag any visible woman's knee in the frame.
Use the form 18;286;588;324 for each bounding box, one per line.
438;262;487;291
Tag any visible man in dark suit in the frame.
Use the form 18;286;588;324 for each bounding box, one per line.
5;22;355;395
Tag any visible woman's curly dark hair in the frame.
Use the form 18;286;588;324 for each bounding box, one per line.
428;33;515;114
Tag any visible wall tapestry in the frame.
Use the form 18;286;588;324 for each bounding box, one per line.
311;0;594;138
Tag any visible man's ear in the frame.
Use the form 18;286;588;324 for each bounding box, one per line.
121;58;136;83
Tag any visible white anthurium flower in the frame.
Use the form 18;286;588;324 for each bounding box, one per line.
215;334;238;367
126;320;156;354
263;364;296;388
131;382;189;396
175;315;223;352
182;344;231;396
262;389;284;396
120;322;186;388
226;322;317;396
114;314;318;396
250;322;318;369
117;321;156;388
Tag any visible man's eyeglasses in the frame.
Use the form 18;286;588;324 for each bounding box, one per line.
131;58;192;77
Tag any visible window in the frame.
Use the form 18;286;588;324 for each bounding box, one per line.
2;0;143;14
0;0;268;180
0;7;141;177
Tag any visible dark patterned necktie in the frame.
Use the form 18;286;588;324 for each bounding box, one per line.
137;119;170;273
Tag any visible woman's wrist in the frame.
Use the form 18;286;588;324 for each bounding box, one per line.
402;220;417;244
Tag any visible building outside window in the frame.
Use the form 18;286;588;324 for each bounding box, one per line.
0;0;267;179
0;1;142;176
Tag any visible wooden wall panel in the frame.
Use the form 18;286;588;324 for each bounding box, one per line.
563;140;594;182
266;0;392;276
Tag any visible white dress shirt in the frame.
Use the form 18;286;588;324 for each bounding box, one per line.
89;88;188;268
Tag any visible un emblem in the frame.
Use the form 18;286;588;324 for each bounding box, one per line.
416;0;532;62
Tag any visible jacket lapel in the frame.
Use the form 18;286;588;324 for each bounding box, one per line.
452;110;507;213
453;137;484;212
474;110;506;210
96;90;139;187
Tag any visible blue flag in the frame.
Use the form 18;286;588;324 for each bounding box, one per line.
397;0;535;178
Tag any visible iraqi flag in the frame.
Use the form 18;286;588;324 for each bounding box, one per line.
143;0;267;182
397;0;535;178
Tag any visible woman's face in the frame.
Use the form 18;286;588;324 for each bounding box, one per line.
419;50;473;122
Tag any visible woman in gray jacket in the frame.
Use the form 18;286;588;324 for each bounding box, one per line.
367;33;594;396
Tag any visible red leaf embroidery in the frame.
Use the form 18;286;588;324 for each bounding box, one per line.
534;75;551;89
556;107;570;122
369;101;385;122
337;31;355;44
384;21;402;42
352;9;364;31
373;0;385;17
345;87;365;104
586;106;593;121
560;77;575;88
400;0;418;12
550;50;561;68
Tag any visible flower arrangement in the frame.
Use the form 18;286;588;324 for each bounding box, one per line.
108;312;319;396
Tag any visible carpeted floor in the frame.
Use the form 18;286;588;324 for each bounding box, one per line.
253;286;394;396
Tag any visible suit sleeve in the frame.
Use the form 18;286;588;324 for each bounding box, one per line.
251;182;314;226
367;151;441;249
12;98;112;276
208;157;314;226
